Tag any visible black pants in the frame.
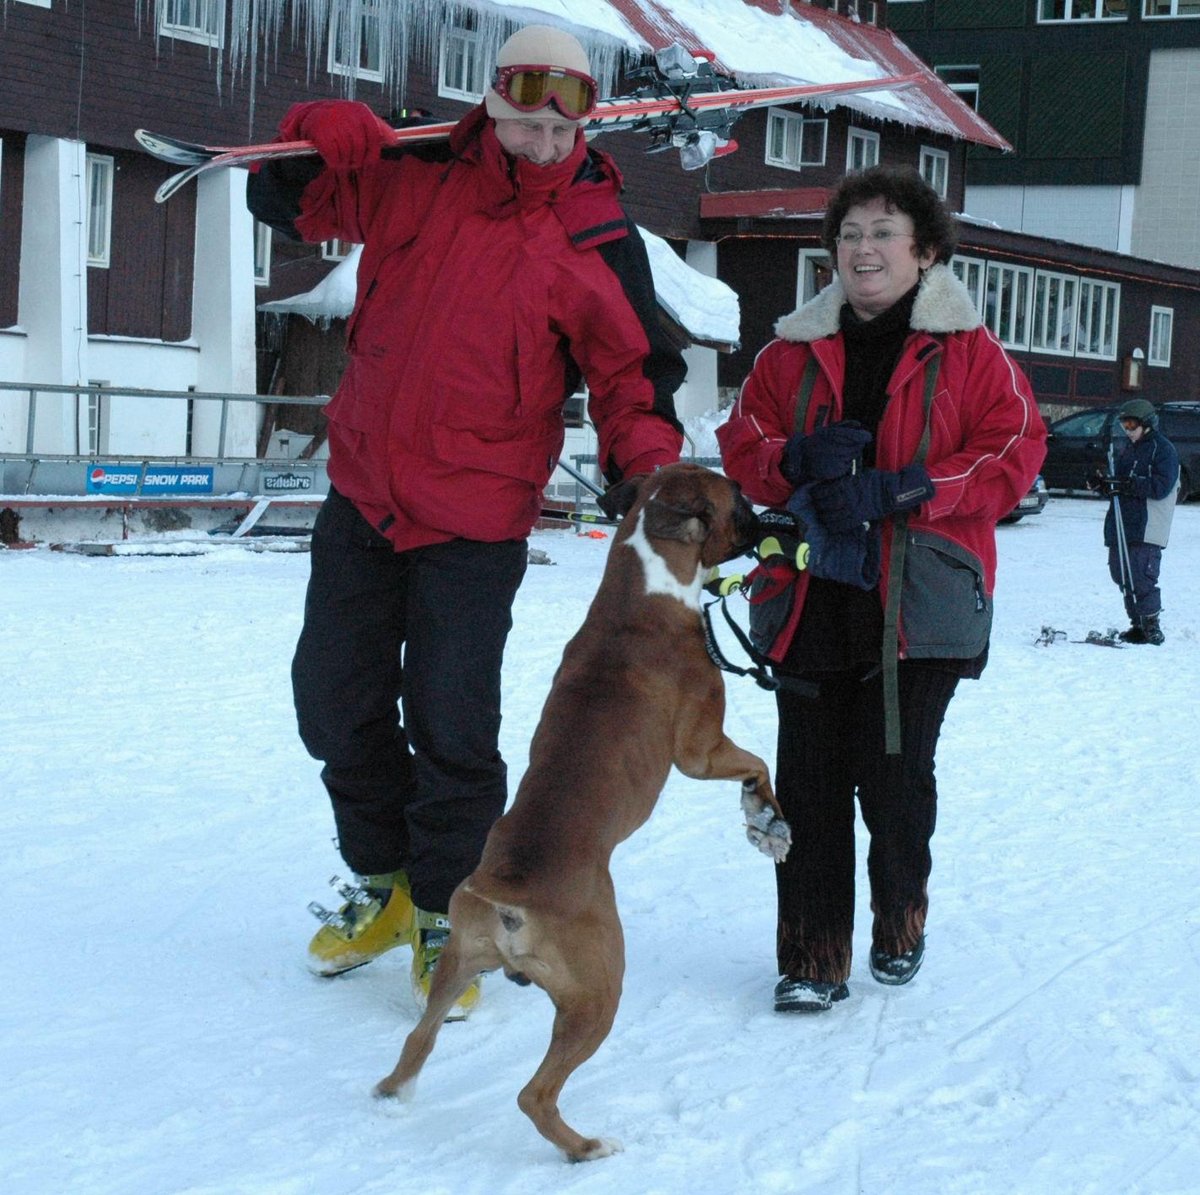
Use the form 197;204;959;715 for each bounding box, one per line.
773;663;959;984
1108;542;1162;621
292;489;528;912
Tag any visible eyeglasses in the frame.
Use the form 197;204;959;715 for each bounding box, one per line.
491;64;598;120
835;229;916;248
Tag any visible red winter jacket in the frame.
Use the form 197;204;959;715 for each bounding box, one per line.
254;104;684;550
718;265;1047;662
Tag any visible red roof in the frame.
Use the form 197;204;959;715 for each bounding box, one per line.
594;0;1008;151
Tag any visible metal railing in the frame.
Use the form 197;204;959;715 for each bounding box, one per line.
0;381;328;461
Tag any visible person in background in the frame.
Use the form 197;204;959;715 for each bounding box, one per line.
248;24;684;1018
1087;398;1179;645
718;166;1046;1013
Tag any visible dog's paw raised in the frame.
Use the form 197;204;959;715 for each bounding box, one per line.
742;800;792;863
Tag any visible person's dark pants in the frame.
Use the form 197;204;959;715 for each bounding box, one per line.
1108;542;1162;621
773;663;959;984
292;489;528;913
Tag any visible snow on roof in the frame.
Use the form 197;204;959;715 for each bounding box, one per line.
471;0;1007;149
259;229;741;349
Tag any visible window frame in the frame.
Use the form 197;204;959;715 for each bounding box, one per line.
439;17;488;103
765;108;828;172
321;238;356;262
253;222;272;287
328;0;383;83
1149;305;1174;366
85;153;114;270
796;249;834;308
950;254;987;316
1142;0;1200;16
1037;0;1128;22
919;146;949;199
157;0;225;49
984;262;1035;350
1075;278;1121;360
1030;269;1079;357
935;65;980;112
846;127;880;174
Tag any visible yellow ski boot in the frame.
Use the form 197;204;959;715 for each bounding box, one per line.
411;908;481;1021
307;871;414;977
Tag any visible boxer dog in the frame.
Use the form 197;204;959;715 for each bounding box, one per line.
374;463;791;1161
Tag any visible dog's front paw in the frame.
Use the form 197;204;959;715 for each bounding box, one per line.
740;786;792;863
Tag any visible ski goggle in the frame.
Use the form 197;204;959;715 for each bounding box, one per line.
491;64;598;120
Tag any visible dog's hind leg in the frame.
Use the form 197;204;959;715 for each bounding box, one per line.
374;896;500;1100
517;912;625;1162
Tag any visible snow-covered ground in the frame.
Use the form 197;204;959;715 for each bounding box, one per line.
3;495;1198;1194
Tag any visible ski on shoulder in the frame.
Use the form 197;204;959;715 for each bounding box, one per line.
136;44;923;202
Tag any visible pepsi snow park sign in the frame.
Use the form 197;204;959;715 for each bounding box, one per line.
86;464;215;495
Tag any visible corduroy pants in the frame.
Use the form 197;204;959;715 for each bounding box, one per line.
773;662;959;984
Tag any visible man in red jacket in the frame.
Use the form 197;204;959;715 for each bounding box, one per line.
248;25;684;1018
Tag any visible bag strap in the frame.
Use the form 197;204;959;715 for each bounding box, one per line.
881;343;941;755
793;354;822;434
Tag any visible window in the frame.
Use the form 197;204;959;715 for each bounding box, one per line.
158;0;224;47
439;17;487;101
1075;279;1120;359
1038;0;1128;20
950;255;986;315
936;65;980;112
846;128;879;173
919;147;949;199
329;0;382;82
984;263;1034;349
321;238;356;261
86;154;114;269
1149;306;1174;365
797;250;833;306
1031;271;1078;356
254;222;272;287
765;110;827;171
1144;0;1200;15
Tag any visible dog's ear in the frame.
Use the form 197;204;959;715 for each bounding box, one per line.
642;497;712;545
597;475;647;520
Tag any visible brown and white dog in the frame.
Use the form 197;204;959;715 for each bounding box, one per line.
373;463;791;1161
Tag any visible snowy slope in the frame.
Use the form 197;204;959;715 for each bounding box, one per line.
2;496;1198;1194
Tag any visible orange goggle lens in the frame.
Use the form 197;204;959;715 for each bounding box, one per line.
493;65;597;119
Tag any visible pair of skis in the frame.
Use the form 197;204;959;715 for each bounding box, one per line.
135;44;922;202
1035;626;1125;649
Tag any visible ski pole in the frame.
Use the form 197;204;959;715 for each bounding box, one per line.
1107;438;1136;612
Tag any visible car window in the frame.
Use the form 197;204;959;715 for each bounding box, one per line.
1159;408;1200;439
1052;410;1110;438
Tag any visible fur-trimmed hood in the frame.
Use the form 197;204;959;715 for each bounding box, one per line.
773;263;982;344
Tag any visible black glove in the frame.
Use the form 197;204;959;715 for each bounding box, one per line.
780;420;873;484
596;476;646;520
1087;471;1132;498
808;464;935;534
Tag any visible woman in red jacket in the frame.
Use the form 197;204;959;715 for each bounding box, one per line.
248;25;684;1019
718;167;1045;1013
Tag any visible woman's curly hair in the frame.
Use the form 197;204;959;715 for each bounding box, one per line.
820;166;958;264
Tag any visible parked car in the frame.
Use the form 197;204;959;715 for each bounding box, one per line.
1042;402;1200;501
999;474;1049;524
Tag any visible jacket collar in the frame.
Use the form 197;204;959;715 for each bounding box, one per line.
773;263;982;344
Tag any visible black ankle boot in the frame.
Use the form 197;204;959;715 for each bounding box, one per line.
774;976;850;1013
1142;614;1164;645
869;935;926;985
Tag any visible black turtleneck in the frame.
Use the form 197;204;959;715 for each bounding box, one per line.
838;283;919;465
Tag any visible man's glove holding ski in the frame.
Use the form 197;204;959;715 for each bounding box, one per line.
808;464;935;533
279;100;392;171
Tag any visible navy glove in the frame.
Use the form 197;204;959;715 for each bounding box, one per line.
808;465;935;534
780;420;873;484
279;100;390;171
